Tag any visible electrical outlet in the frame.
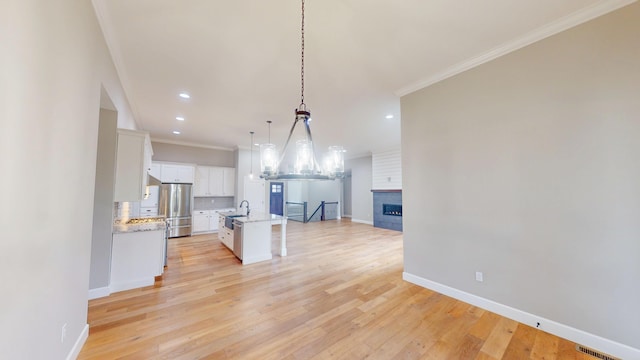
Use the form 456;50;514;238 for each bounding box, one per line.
61;323;67;343
475;271;483;282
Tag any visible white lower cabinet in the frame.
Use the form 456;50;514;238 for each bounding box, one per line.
192;210;226;234
223;227;234;250
218;214;234;250
110;230;165;293
193;211;210;233
218;216;226;242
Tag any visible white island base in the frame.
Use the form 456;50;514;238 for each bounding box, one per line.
219;212;287;265
240;220;273;265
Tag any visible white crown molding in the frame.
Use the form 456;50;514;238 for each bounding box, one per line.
150;137;235;151
395;0;638;97
403;272;640;360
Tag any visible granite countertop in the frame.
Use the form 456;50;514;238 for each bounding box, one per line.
222;211;285;223
113;217;167;234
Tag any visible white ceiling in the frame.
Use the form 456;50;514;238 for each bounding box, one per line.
93;0;626;158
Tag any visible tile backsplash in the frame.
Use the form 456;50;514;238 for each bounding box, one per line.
194;196;235;210
114;201;140;220
113;196;235;219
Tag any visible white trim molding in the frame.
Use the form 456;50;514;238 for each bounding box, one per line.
66;324;89;360
395;0;638;97
88;286;111;300
110;278;155;293
403;272;640;360
151;137;235;151
351;219;373;225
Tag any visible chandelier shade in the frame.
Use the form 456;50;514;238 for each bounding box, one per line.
259;143;278;177
259;0;344;181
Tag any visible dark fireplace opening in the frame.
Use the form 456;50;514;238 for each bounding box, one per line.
383;204;402;217
373;191;402;231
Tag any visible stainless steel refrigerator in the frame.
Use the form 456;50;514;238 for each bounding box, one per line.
159;183;192;238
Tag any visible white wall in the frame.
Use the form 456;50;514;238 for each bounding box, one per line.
0;1;136;358
346;156;373;224
236;148;262;209
372;149;402;190
401;3;640;357
308;181;342;218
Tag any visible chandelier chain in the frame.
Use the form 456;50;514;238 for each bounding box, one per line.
267;120;272;143
300;0;305;108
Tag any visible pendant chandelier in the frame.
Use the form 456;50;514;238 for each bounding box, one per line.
260;0;345;181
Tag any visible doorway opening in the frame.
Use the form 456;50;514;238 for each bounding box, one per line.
270;182;284;216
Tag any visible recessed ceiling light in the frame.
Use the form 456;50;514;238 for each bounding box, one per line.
385;114;394;119
178;92;190;99
172;131;181;135
176;116;185;121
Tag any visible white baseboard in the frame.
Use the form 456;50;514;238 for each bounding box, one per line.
242;254;273;265
351;218;373;225
403;272;640;360
66;323;89;360
88;286;110;300
110;277;155;293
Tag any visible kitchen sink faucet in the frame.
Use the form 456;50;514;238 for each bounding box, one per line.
239;200;250;217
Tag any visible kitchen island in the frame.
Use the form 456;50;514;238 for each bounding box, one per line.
218;211;287;265
111;217;167;292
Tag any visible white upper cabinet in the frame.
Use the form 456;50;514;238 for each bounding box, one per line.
141;185;159;208
194;166;235;196
149;163;162;180
208;167;224;195
157;163;195;184
194;166;211;196
222;168;235;196
114;129;153;202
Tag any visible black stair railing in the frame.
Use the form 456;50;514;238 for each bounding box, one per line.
285;201;339;223
285;201;308;223
307;201;325;223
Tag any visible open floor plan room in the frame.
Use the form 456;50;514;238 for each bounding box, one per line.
79;219;589;359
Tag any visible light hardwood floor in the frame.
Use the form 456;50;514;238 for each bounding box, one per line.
79;219;594;359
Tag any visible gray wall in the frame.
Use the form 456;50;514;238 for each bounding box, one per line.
402;2;640;350
90;109;117;290
151;141;235;166
308;181;341;215
346;156;373;224
342;172;352;216
1;0;137;358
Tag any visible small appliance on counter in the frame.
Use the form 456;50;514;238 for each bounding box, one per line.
159;183;192;238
